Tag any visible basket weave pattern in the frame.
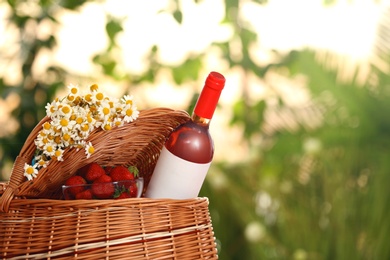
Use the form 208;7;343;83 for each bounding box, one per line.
0;108;219;259
0;198;217;259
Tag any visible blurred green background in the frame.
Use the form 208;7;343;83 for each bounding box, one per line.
1;0;390;259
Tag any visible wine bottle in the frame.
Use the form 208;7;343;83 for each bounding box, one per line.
145;71;226;199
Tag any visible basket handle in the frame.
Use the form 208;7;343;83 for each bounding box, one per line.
0;155;28;212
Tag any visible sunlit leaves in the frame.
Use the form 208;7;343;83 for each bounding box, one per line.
57;0;89;10
92;53;117;77
171;57;202;84
106;16;124;45
173;9;183;24
231;99;266;139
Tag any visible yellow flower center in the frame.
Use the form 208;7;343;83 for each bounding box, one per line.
62;106;71;114
89;105;97;113
103;124;112;131
43;122;51;130
74;96;81;105
88;146;95;154
85;94;92;102
54;136;62;144
67;95;75;102
26;166;35;175
81;124;89;132
54;150;62;157
76;117;84;124
38;160;46;166
126;108;133;116
63;133;71;142
103;107;110;115
96;92;104;101
60;118;69;127
70;87;78;95
90;84;99;92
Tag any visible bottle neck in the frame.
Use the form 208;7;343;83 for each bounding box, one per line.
193;71;225;120
191;113;211;127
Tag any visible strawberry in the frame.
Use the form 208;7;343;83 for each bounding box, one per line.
75;189;93;200
115;192;132;199
104;166;115;175
114;180;138;199
94;174;112;183
76;163;91;178
84;162;106;183
64;175;87;197
110;166;135;182
91;174;114;199
129;183;138;197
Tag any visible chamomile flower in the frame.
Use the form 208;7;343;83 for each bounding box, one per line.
59;104;72;117
122;104;139;123
35;131;48;149
101;120;113;131
91;90;105;104
24;163;38;181
67;84;80;96
85;142;95;158
35;154;50;167
43;142;56;157
122;95;134;106
53;147;65;161
113;117;124;127
97;100;112;120
79;122;92;137
52;116;76;133
45;99;61;117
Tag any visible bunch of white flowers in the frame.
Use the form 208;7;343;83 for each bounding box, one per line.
23;84;139;181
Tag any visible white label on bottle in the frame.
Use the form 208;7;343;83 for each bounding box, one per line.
145;146;211;199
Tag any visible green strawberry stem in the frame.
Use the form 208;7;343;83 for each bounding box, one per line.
128;165;139;178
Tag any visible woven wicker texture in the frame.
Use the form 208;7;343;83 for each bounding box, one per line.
0;197;218;259
0;108;190;212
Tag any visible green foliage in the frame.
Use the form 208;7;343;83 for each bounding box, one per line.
171;57;202;85
203;49;390;259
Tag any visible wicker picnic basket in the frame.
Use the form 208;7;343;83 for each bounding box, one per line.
0;108;219;259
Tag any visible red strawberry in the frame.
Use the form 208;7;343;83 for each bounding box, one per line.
94;174;112;183
104;166;115;175
84;162;105;183
91;174;114;199
115;192;132;199
75;189;93;200
129;183;138;197
64;175;87;197
76;163;91;178
110;166;135;182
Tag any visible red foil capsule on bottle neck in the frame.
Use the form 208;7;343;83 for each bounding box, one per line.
193;71;226;119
